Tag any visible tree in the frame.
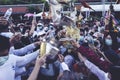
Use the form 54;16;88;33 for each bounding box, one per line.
0;0;46;5
27;6;42;13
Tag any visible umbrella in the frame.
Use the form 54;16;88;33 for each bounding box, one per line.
24;13;34;17
35;12;48;17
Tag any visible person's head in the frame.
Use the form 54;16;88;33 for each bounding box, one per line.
0;18;9;32
0;35;10;56
37;23;44;31
57;70;77;80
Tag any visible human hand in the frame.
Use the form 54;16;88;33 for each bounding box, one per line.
9;33;22;45
71;39;80;48
77;52;86;62
58;54;64;62
32;13;37;26
34;41;41;47
35;55;46;67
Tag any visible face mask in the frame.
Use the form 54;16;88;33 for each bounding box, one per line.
80;36;84;42
45;29;48;32
38;26;43;30
105;39;112;46
87;37;94;44
79;36;84;44
0;56;9;66
49;26;54;30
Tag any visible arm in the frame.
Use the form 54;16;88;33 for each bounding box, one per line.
58;54;70;72
77;45;110;72
9;41;40;56
84;60;109;80
77;52;109;80
29;15;37;36
15;50;39;67
72;40;110;72
28;56;46;80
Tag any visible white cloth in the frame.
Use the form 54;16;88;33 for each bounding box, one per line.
61;62;70;71
9;43;36;56
84;60;110;80
9;43;36;80
49;0;62;25
64;55;74;68
0;50;39;80
0;32;14;38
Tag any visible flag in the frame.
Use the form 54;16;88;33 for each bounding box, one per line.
4;8;12;20
49;0;62;25
81;1;95;12
111;14;118;26
104;10;111;25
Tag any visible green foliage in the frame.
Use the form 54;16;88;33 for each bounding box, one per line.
44;2;49;12
0;0;12;5
27;6;42;13
0;0;46;5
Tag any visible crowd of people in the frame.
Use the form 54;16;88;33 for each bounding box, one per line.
0;4;120;80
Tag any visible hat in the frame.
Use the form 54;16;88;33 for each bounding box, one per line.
37;23;43;26
65;55;74;67
17;24;21;27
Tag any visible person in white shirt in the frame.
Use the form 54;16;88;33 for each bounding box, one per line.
9;37;40;80
0;35;39;80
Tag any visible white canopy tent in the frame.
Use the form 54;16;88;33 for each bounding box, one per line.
81;4;120;12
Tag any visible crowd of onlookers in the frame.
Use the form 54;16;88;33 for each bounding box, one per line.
0;12;120;80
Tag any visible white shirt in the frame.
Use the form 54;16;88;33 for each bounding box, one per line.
84;60;110;80
61;62;70;71
0;50;39;80
9;43;36;80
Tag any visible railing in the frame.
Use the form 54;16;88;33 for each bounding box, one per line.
75;2;116;5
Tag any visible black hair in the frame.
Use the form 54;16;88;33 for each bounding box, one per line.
0;20;9;32
109;66;120;80
13;27;20;32
84;27;89;32
0;35;10;52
